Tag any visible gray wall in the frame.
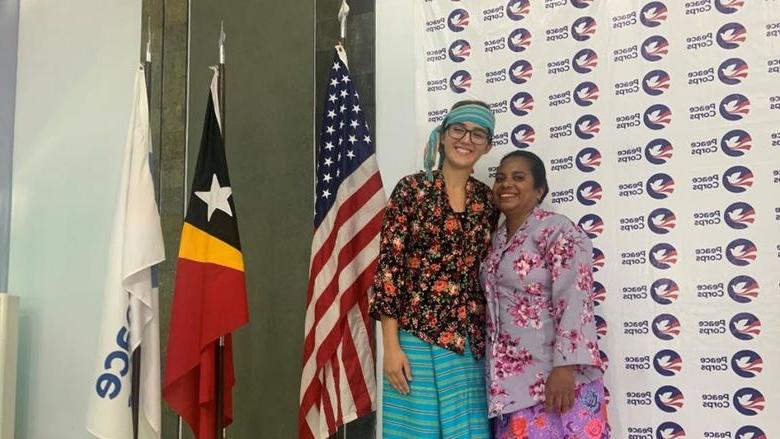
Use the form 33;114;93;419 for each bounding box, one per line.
0;0;19;292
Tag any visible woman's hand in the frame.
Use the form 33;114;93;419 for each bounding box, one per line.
383;343;412;395
544;365;576;414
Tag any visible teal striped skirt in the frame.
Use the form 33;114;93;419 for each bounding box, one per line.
383;331;490;439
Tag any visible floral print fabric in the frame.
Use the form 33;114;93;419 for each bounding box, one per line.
481;206;603;416
370;170;498;358
492;378;610;439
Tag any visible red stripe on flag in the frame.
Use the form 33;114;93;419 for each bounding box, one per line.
306;172;383;302
299;256;379;424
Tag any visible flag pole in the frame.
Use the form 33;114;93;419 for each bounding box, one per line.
130;20;153;439
215;20;226;439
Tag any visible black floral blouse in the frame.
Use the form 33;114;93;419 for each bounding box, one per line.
370;170;499;358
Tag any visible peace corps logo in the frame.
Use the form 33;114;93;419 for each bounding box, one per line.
735;426;766;439
509;60;533;84
717;22;747;49
727;238;757;266
576;147;602;172
645;138;673;164
448;40;472;63
651;278;679;304
715;0;746;14
643;70;671;96
595;315;607;339
644;104;672;130
722;165;754;193
653;349;683;376
575;114;601;139
508;28;532;52
646;173;675;199
652;314;681;340
571;0;594;9
733;388;765;416
577;180;603;205
448;9;470;32
506;0;531;21
731;350;763;378
572;49;598;74
649;243;678;270
599;350;609;370
648;208;676;234
655;385;684;412
656;421;685;439
719;94;751;121
729;312;762;340
592;247;605;272
641;2;669;28
724;202;755;230
571;16;597;41
578;214;604;238
511;124;535;149
727;275;759;303
511;92;535;116
641;35;669;62
449;70;472;93
592;281;606;305
573;81;599;106
719;58;748;85
721;129;752;156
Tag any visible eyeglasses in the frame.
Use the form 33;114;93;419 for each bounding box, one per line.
446;124;491;146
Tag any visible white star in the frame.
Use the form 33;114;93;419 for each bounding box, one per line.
339;104;347;113
337;153;342;161
327;110;336;119
348;135;357;144
195;174;233;221
326;126;335;134
363;135;372;143
324;141;335;150
324;157;333;166
336;169;341;177
347;150;355;159
338;137;343;145
339;121;345;129
350;120;359;128
340;90;349;98
328;94;337;103
352;104;361;113
323;173;332;183
322;189;331;199
330;78;339;87
332;62;341;71
342;75;351;83
354;91;359;98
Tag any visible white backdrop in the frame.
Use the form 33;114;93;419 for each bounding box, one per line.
378;1;780;437
10;1;141;437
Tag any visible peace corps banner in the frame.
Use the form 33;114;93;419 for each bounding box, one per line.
414;1;780;437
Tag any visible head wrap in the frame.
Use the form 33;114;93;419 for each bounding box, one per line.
424;103;496;180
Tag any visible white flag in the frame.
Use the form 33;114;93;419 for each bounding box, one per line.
87;65;165;439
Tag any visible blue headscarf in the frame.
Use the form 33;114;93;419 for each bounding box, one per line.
424;103;496;180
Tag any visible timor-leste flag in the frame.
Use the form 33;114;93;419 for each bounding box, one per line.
163;69;249;439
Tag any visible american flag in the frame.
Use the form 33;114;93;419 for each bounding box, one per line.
299;46;385;439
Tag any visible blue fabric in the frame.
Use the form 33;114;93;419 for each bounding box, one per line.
383;331;490;439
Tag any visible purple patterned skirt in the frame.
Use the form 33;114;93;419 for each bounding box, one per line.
492;378;610;439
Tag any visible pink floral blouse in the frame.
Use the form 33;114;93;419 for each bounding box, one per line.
480;206;603;417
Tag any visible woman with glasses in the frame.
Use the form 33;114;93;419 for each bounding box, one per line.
481;151;608;439
370;100;498;438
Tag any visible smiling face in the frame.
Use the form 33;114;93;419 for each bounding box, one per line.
493;155;544;219
440;121;492;172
